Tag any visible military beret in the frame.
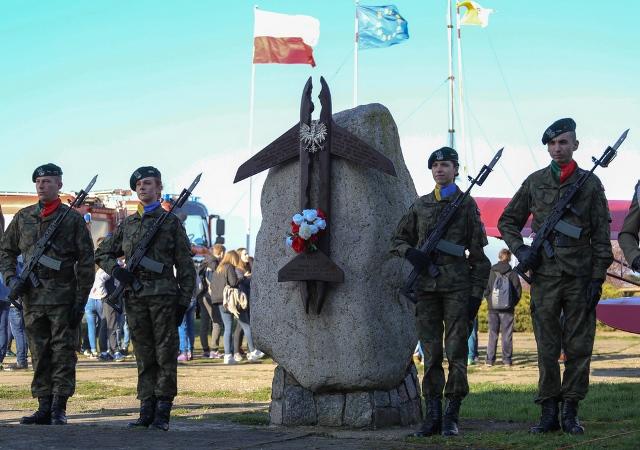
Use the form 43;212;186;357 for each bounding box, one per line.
428;147;459;169
130;166;162;190
542;118;576;145
32;163;63;182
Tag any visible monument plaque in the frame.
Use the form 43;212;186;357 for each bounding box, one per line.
235;77;396;313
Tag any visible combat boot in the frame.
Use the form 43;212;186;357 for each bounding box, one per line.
442;397;462;436
529;398;560;433
20;396;52;425
151;397;173;431
561;400;585;434
411;398;442;437
51;395;68;425
127;397;156;428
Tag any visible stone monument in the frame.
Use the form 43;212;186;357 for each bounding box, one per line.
236;79;421;428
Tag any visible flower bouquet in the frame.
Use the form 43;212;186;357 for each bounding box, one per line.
286;208;327;253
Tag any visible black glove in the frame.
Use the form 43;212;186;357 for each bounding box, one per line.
8;276;27;297
632;255;640;272
515;245;539;270
112;266;136;285
468;296;482;322
405;248;431;271
69;303;85;329
175;304;188;327
586;279;604;312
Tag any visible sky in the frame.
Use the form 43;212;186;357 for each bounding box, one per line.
1;1;639;251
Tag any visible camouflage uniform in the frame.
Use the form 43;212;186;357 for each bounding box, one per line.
498;165;613;404
619;181;640;267
94;206;195;401
0;203;94;398
391;188;490;400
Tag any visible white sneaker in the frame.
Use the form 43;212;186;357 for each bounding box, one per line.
233;353;243;362
253;350;265;359
223;354;237;365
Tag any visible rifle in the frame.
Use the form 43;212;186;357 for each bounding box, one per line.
7;175;98;310
514;129;629;284
104;174;202;314
400;149;503;303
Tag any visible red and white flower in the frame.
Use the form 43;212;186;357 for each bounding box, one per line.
286;208;327;253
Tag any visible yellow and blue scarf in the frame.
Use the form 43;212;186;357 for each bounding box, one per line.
434;183;457;201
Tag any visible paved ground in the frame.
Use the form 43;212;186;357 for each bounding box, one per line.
0;331;638;449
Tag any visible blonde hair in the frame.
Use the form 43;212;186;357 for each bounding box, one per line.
499;248;512;262
216;250;240;273
212;244;226;258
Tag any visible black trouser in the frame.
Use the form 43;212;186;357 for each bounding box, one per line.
102;301;120;354
197;296;212;352
205;300;223;352
486;310;514;364
233;310;249;354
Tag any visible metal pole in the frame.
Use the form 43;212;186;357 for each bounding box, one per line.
446;0;455;148
455;3;470;182
353;0;359;107
247;6;258;253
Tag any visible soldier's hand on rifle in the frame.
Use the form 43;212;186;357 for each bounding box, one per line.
587;279;604;312
515;245;539;269
112;266;136;286
8;276;27;297
175;304;188;327
632;256;640;272
405;248;431;271
68;303;85;329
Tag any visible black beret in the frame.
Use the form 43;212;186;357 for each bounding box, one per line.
428;147;459;169
542;118;576;145
32;163;63;182
130;166;162;190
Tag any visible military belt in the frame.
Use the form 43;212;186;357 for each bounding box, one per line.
434;254;465;265
553;233;590;248
35;265;75;281
135;270;173;281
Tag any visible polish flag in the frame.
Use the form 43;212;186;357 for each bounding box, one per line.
253;9;320;67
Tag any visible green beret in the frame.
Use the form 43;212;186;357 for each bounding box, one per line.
542;118;576;145
32;163;63;182
130;166;161;190
428;147;459;169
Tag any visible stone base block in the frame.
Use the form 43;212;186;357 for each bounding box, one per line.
270;364;422;428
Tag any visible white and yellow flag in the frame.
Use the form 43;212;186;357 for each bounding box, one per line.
457;1;494;28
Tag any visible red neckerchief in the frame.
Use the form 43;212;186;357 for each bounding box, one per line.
40;198;62;218
559;160;577;183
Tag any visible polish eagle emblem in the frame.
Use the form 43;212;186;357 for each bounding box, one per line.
300;120;327;153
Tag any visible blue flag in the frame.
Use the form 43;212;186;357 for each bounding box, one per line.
357;5;409;50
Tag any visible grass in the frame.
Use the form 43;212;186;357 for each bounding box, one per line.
0;385;32;400
407;382;640;449
180;386;271;402
75;381;137;400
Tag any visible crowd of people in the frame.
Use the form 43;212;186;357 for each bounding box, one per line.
70;243;264;365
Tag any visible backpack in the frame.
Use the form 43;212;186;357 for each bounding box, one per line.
490;271;513;311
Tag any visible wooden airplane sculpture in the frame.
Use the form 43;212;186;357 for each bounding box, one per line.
234;76;397;314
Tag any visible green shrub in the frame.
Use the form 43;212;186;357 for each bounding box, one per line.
477;282;619;333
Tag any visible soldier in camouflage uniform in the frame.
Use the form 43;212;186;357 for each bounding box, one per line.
619;181;640;270
391;147;490;437
94;166;195;431
498;118;613;435
0;163;95;425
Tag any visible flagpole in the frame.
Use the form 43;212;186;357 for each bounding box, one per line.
455;3;470;182
353;0;359;107
247;6;258;253
446;0;455;148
